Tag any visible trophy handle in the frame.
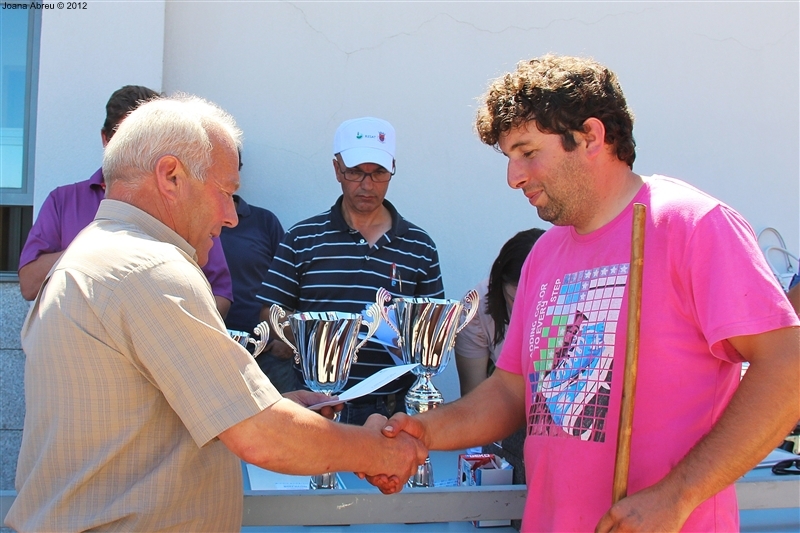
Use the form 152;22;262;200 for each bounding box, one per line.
249;320;271;358
268;304;300;365
355;301;382;356
376;287;401;339
455;289;480;335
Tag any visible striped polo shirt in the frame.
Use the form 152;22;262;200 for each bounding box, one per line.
257;196;444;396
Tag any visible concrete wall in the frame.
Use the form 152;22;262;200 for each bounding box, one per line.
162;1;799;299
0;286;27;490
3;0;798;489
31;2;165;215
158;1;798;404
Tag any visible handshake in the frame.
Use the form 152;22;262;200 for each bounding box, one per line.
282;389;435;494
356;412;429;494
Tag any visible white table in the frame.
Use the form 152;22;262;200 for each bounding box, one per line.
2;450;797;531
241;450;521;532
239;449;800;532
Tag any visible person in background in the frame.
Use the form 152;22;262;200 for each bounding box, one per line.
218;152;295;390
18;85;233;316
6;95;426;532
455;227;545;498
455;227;545;395
257;117;444;424
368;55;799;532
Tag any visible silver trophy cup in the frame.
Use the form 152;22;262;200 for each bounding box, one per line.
227;321;271;358
268;297;383;489
378;287;479;486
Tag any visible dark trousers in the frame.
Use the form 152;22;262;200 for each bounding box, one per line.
257;354;406;426
256;353;302;394
340;393;404;426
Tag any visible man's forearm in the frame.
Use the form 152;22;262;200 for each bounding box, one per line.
214;296;231;319
599;327;800;531
220;398;426;481
661;328;800;508
597;327;800;532
18;252;63;300
415;368;527;451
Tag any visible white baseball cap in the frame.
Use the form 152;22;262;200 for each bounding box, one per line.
333;117;396;170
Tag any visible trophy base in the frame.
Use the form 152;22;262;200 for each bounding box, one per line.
404;374;444;414
309;472;339;490
405;374;442;488
407;457;435;488
309;401;341;489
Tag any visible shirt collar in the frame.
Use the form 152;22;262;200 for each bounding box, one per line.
94;199;198;261
234;194;251;218
330;195;409;237
90;167;106;191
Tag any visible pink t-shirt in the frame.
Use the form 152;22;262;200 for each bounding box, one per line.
497;176;799;532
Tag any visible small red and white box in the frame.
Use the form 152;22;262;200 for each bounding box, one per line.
458;453;514;528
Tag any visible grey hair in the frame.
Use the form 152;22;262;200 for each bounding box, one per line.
103;94;243;187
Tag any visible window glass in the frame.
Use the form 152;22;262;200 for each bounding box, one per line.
0;10;29;190
1;10;38;275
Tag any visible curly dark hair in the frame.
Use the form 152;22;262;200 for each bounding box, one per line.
475;55;636;168
102;85;160;141
487;228;546;347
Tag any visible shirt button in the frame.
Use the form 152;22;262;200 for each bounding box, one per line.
360;239;366;244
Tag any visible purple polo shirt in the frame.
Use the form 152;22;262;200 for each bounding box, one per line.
19;168;233;300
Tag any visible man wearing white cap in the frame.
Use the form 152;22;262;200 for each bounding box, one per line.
258;117;444;424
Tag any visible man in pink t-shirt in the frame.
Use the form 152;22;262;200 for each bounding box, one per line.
370;55;799;532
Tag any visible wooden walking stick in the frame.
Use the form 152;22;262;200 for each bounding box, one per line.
612;203;646;504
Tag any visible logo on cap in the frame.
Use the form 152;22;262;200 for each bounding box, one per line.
356;132;363;139
379;132;385;143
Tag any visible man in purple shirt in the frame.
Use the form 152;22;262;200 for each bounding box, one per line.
18;85;234;314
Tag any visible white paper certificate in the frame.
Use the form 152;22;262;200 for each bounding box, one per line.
306;363;418;410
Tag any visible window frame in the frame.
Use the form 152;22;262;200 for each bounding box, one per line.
0;9;41;206
0;10;40;279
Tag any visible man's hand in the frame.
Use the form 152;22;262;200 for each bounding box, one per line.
359;413;428;494
267;339;295;361
359;412;429;493
282;390;343;420
594;483;694;533
380;412;426;441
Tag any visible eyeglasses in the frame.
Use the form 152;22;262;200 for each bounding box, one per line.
772;459;800;475
337;161;394;183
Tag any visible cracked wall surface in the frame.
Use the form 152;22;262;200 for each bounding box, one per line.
162;1;798;301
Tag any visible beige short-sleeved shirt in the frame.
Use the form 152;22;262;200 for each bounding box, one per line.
8;200;282;532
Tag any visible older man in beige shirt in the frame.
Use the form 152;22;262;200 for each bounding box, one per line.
7;96;426;532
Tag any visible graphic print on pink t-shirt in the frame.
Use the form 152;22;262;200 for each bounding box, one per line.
527;263;628;443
